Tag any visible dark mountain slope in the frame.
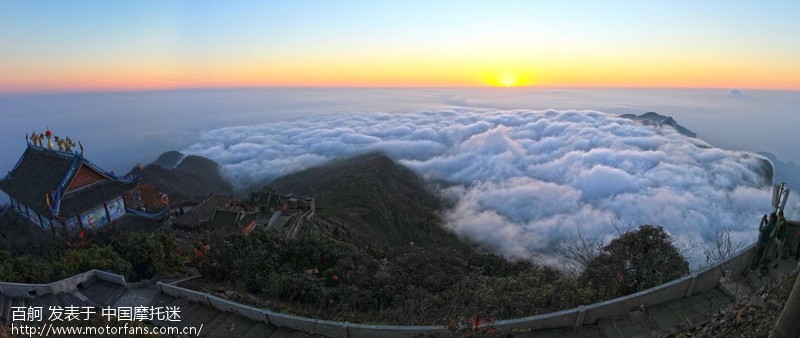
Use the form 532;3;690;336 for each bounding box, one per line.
152;150;184;169
131;152;234;201
758;151;800;190
269;153;467;251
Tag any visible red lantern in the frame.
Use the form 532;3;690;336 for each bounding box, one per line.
45;130;52;137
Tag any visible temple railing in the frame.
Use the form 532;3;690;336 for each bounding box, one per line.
126;208;169;220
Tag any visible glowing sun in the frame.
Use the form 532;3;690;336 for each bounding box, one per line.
499;75;517;88
490;71;530;88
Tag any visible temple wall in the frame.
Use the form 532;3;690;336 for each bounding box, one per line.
65;164;106;192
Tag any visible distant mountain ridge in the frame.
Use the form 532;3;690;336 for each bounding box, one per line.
152;150;185;170
129;151;235;201
758;151;800;190
619;112;697;138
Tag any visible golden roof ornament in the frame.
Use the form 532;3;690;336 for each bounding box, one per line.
64;137;75;152
29;131;44;147
45;129;53;149
27;130;81;153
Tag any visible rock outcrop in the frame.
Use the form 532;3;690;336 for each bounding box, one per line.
619;111;697;138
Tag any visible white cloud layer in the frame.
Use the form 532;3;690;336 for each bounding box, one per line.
184;109;775;267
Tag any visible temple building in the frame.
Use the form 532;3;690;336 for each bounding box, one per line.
0;130;165;237
247;186;314;213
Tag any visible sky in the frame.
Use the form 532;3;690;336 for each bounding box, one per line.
1;1;799;92
1;1;799;269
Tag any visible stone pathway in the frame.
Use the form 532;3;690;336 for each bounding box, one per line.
1;275;308;338
514;288;733;338
514;257;798;338
1;278;124;323
3;258;797;337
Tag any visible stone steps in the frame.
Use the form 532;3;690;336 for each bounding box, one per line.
0;270;307;335
144;291;292;338
80;280;126;306
514;288;736;338
24;293;60;321
203;312;235;336
207;314;259;337
242;322;278;338
514;325;603;338
269;327;308;338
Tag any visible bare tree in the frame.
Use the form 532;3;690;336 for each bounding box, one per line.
559;225;601;276
702;227;745;266
609;216;636;236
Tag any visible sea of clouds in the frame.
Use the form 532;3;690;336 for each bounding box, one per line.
184;109;781;267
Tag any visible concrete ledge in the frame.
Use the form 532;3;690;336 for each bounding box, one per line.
494;306;580;332
346;323;446;338
720;244;757;276
0;281;51;298
48;270;96;295
0;270;127;298
92;270;127;287
691;244;756;293
157;282;209;306
266;311;349;338
582;276;693;324
207;295;269;323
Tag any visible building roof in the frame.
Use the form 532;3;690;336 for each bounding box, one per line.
173;194;231;229
0;146;137;219
60;180;135;217
239;212;257;228
248;187;286;207
204;209;258;235
207;209;240;230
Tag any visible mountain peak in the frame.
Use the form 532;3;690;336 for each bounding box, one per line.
151;150;185;169
619;112;697;138
134;154;234;201
268;152;462;250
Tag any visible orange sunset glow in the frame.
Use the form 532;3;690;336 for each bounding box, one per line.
1;2;798;92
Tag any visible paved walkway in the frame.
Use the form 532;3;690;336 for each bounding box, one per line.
515;257;798;338
1;276;308;338
515;288;732;338
2;258;797;337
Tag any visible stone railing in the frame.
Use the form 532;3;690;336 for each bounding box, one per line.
126;208;169;220
493;243;756;332
0;243;758;337
0;270;127;298
155;244;757;337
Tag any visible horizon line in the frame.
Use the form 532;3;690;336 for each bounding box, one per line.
2;84;799;96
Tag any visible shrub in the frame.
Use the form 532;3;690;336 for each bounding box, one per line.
580;224;689;300
53;246;132;279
